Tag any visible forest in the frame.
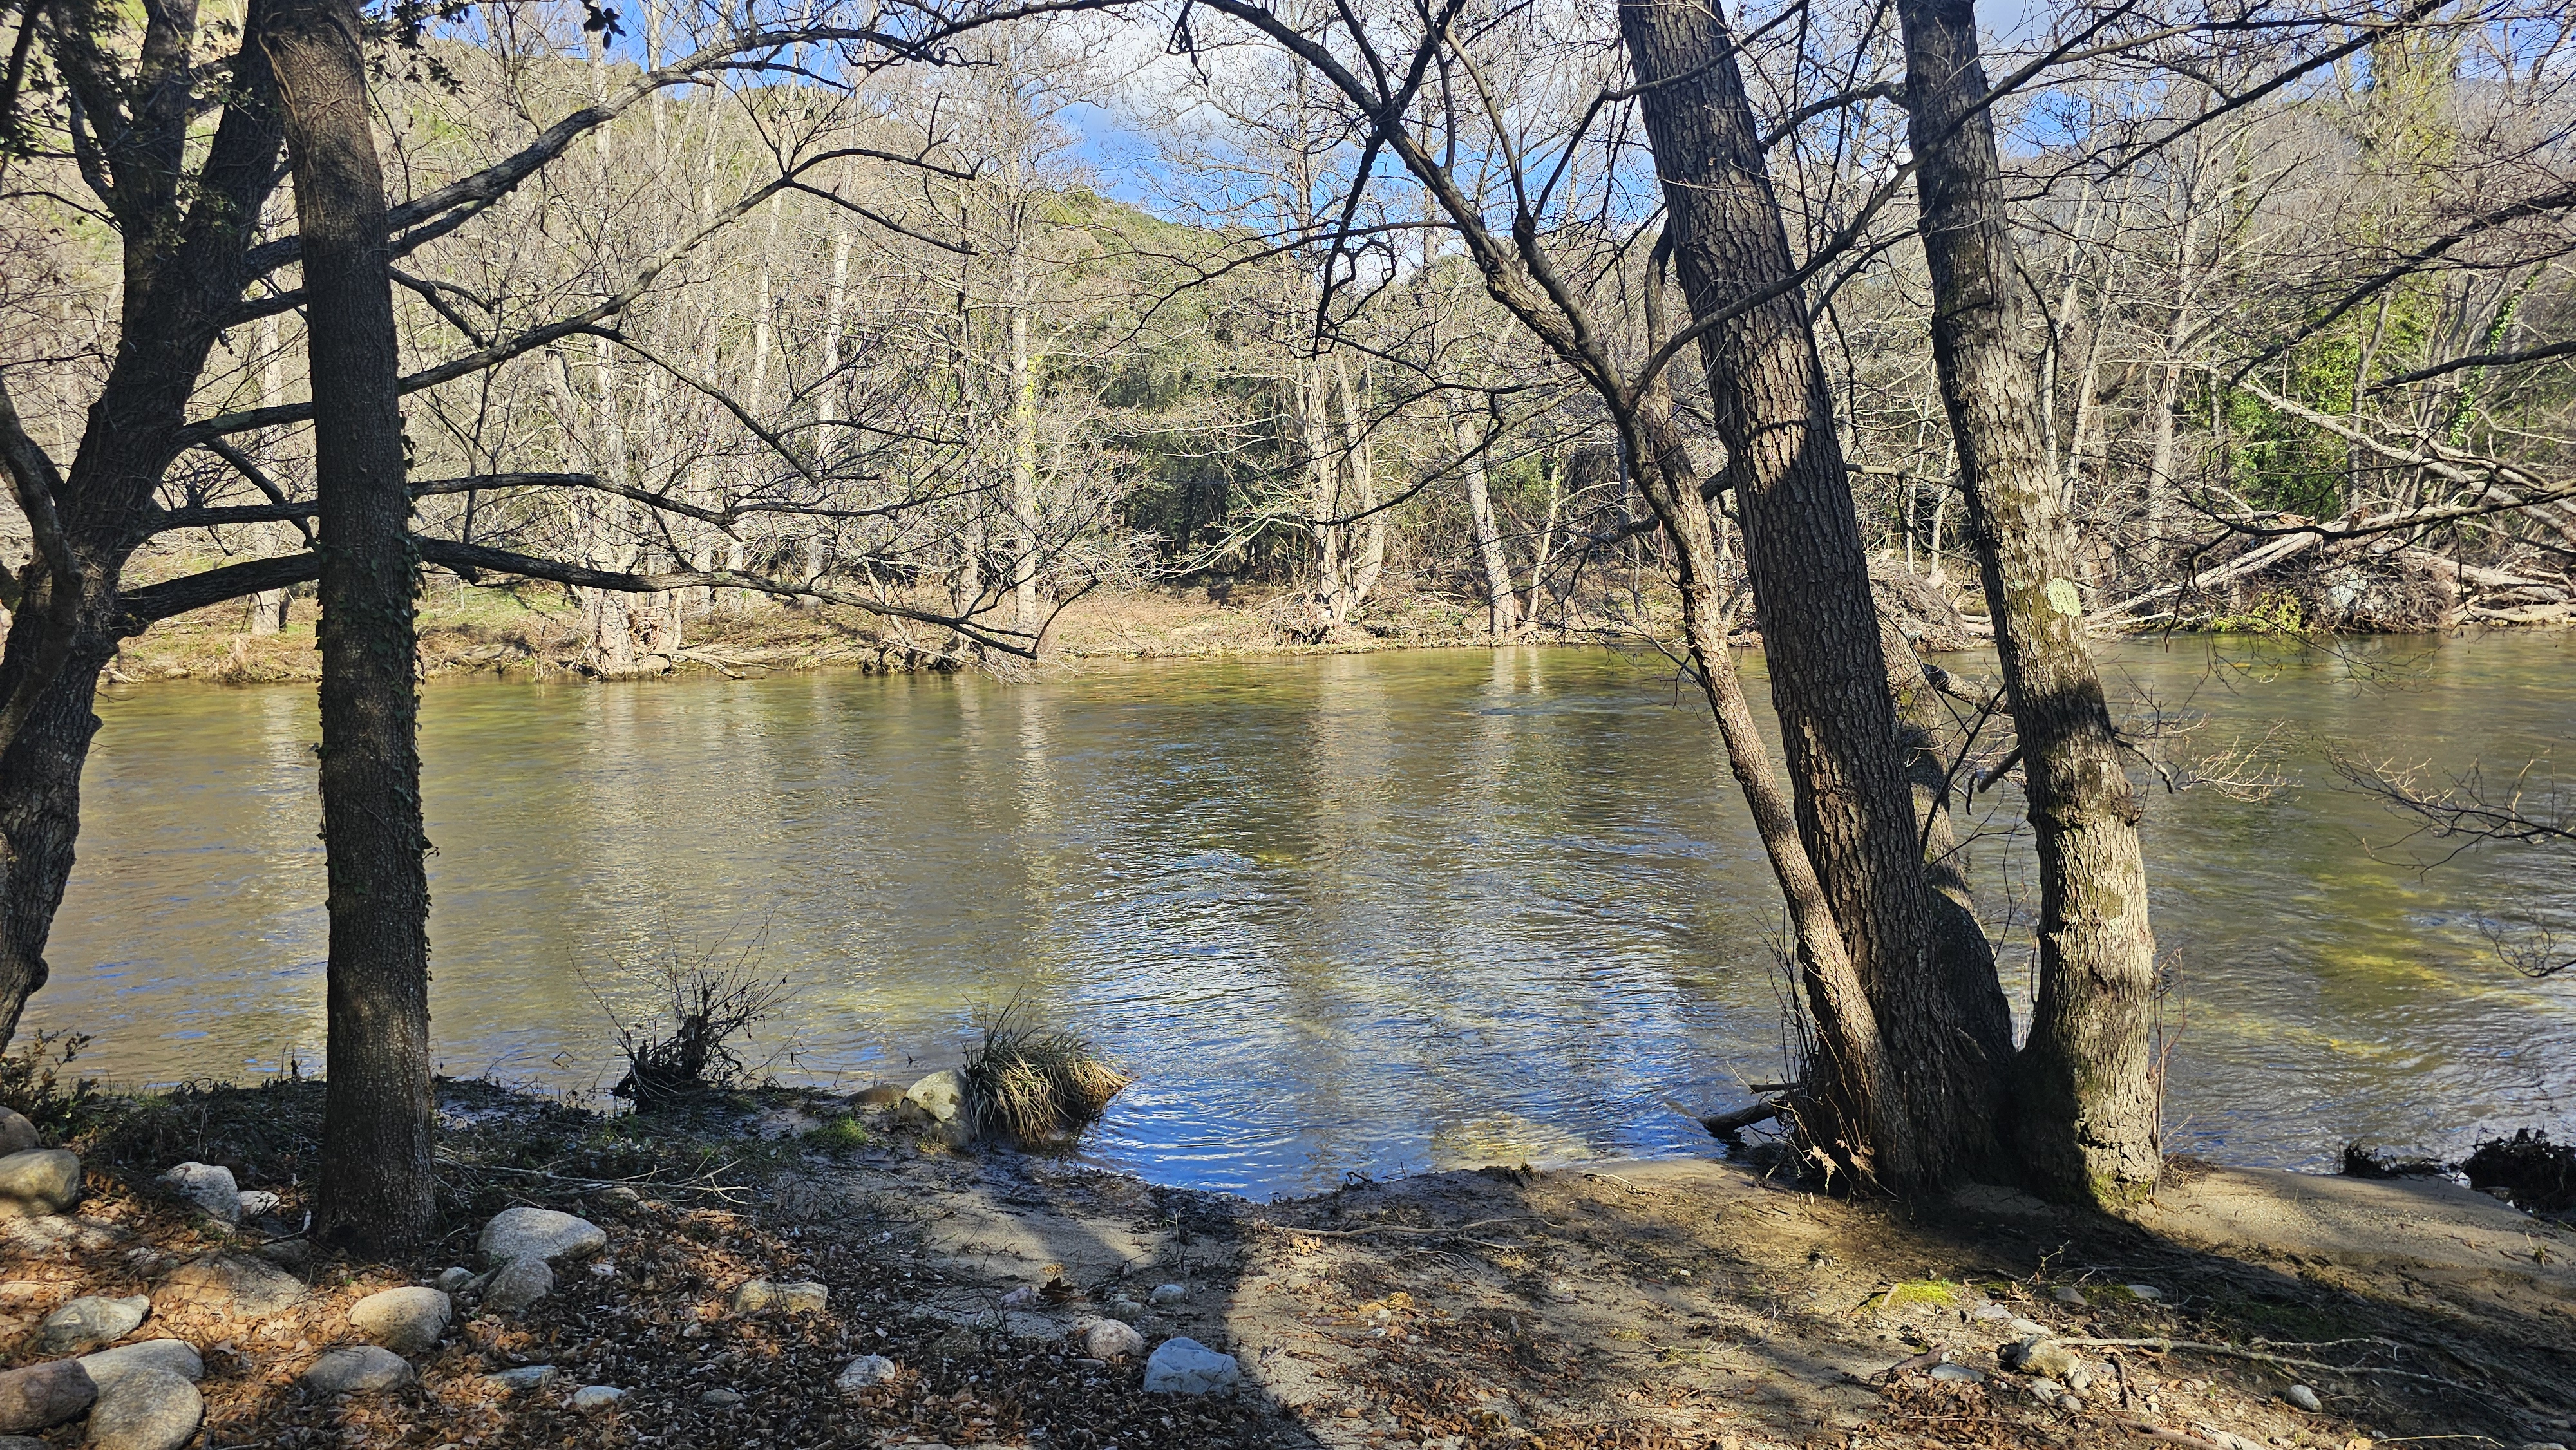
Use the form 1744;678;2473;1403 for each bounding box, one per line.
0;0;2572;1446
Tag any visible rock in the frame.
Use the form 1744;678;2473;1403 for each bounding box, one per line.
0;1107;38;1155
38;1294;152;1354
2058;1393;2087;1413
1928;1363;1984;1384
237;1191;281;1218
482;1366;556;1393
2125;1283;2164;1301
348;1286;451;1355
2065;1362;2096;1392
2050;1285;2088;1307
480;1256;551;1313
1142;1337;1242;1396
999;1286;1036;1308
2028;1379;2067;1406
258;1239;312;1270
478;1206;606;1265
155;1254;307;1318
85;1366;202;1450
299;1346;413;1396
2002;1337;2079;1379
434;1267;477;1295
0;1359;95;1433
700;1388;743;1406
159;1163;242;1224
895;1070;973;1145
0;1149;82;1217
1149;1283;1187;1305
2285;1385;2324;1413
1103;1297;1144;1324
1075;1319;1145;1361
596;1185;641;1208
728;1279;828;1315
1966;1304;2011;1322
2003;1316;2050;1340
835;1356;898;1393
77;1342;203;1393
853;1084;907;1109
568;1386;624;1411
0;1438;47;1450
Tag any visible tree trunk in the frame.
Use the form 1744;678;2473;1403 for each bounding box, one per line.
1010;299;1039;637
263;0;437;1251
1618;0;2011;1189
1454;401;1519;636
1896;0;2163;1204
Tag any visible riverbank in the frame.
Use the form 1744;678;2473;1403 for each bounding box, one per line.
3;1077;2567;1450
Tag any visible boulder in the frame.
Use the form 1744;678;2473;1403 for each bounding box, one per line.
76;1342;203;1394
38;1294;151;1355
299;1346;412;1396
0;1149;81;1218
1075;1318;1145;1361
480;1256;551;1313
85;1366;202;1450
835;1356;898;1392
0;1107;38;1155
477;1207;605;1265
0;1359;95;1433
158;1163;241;1224
568;1386;624;1411
348;1286;451;1356
155;1254;307;1319
728;1279;828;1316
1142;1337;1241;1396
895;1070;974;1145
482;1366;556;1393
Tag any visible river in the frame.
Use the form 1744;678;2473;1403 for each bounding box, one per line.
26;634;2575;1198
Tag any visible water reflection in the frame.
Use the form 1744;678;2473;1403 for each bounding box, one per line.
30;635;2576;1197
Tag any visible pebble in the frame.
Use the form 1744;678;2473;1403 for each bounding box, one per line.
0;1359;96;1434
477;1207;606;1265
1150;1283;1187;1305
2284;1385;2323;1412
0;1149;82;1218
85;1367;201;1450
1966;1304;2012;1322
153;1254;307;1319
568;1386;625;1411
158;1163;242;1224
2004;1316;2050;1339
1929;1363;1984;1384
1142;1337;1242;1396
2066;1362;2096;1392
1076;1319;1146;1361
728;1278;829;1315
299;1346;413;1396
596;1185;643;1208
37;1294;151;1355
480;1256;552;1313
481;1366;556;1393
76;1341;203;1393
1103;1297;1145;1324
2028;1379;2067;1405
348;1286;451;1355
2125;1283;2164;1301
0;1107;38;1154
700;1388;744;1406
836;1355;898;1392
999;1286;1036;1308
2050;1286;2088;1306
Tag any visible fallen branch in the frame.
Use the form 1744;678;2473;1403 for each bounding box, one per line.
1701;1098;1784;1138
1282;1217;1526;1240
2058;1336;2482;1394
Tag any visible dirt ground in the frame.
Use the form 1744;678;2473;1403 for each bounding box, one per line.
5;1081;2570;1450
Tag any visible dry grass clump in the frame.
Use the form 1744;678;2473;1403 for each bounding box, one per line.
961;1004;1132;1144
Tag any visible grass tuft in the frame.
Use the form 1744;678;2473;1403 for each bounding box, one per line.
960;1002;1132;1145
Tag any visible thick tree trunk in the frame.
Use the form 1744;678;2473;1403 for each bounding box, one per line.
1896;0;2163;1204
1618;0;2011;1188
265;0;437;1251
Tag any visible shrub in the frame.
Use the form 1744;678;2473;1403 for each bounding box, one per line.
600;948;791;1111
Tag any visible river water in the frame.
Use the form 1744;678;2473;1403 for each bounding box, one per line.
26;635;2576;1198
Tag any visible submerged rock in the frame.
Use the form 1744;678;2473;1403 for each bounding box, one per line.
155;1254;307;1319
0;1149;82;1218
478;1207;605;1265
86;1366;202;1450
37;1294;151;1355
728;1279;828;1316
1142;1337;1241;1396
158;1163;241;1224
348;1286;451;1355
299;1346;413;1396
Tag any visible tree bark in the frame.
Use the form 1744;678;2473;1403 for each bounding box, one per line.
1618;0;2011;1188
1454;401;1520;636
1895;0;2163;1203
263;0;437;1250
